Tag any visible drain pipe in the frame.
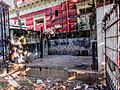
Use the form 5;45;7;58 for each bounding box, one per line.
40;27;43;58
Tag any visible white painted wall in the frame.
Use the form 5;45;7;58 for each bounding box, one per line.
96;4;113;77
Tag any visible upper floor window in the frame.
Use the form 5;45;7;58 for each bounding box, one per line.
55;10;58;16
35;18;44;25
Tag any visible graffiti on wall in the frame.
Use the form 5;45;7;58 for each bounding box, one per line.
48;37;91;55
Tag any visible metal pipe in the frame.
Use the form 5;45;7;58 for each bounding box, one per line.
40;27;43;58
104;21;107;86
3;6;9;73
105;35;120;38
0;5;5;64
66;0;70;32
7;7;10;63
13;0;22;29
104;18;120;31
3;6;7;62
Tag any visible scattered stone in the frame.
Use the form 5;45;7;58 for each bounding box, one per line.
36;79;43;84
0;75;107;90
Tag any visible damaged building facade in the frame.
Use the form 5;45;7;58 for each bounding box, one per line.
9;0;96;56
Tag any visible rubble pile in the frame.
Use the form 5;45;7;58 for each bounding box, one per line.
42;78;107;90
0;77;107;90
0;76;107;90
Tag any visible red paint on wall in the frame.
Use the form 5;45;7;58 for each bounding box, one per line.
26;17;33;26
117;56;120;68
36;23;44;31
27;24;34;30
52;5;61;14
10;1;81;32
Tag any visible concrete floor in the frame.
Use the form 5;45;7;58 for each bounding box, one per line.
24;55;98;81
26;55;93;69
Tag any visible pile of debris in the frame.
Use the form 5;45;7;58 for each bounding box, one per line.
0;63;106;90
42;77;107;90
0;76;107;90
